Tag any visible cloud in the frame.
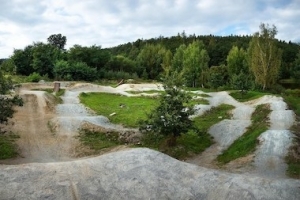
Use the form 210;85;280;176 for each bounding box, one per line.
0;0;299;58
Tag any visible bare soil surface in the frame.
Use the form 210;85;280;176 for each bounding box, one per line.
0;89;78;164
0;82;298;199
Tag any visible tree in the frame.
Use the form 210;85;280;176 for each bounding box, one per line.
248;23;282;90
0;59;15;75
291;50;300;82
68;45;111;70
226;46;252;91
11;45;35;76
209;65;229;89
171;44;186;74
104;55;136;73
139;74;194;145
47;34;67;50
0;68;23;133
32;42;61;78
182;40;210;87
54;60;97;81
227;46;248;75
137;44;168;79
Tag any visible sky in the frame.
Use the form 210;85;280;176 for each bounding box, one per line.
0;0;299;58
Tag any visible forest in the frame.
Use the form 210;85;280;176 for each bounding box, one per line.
0;24;299;91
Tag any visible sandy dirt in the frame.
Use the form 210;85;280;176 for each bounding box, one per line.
0;89;78;164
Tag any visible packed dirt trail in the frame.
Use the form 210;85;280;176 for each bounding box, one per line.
0;82;299;199
186;92;295;179
0;89;78;164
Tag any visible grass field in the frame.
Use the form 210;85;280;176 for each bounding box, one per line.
79;92;158;127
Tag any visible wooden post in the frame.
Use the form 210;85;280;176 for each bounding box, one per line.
54;82;60;93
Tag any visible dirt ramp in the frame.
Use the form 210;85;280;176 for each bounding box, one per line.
0;148;299;200
1;91;77;164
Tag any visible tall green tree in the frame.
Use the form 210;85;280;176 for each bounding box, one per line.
161;50;173;77
68;45;111;70
226;46;252;90
209;65;229;89
248;23;282;90
171;44;186;74
32;42;61;77
227;46;248;75
11;45;34;76
47;34;67;50
182;40;210;87
291;50;300;82
137;44;168;79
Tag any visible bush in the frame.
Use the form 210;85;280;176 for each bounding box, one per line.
26;72;41;82
54;60;97;81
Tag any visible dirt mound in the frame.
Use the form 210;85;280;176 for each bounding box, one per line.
1;148;299;200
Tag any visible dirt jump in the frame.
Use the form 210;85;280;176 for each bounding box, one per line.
0;82;299;200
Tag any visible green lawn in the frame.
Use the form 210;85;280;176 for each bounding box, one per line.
217;104;271;164
79;92;158;127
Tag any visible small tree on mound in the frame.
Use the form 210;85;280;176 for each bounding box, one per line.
140;73;194;146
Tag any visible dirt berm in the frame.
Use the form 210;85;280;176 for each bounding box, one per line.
1;148;299;200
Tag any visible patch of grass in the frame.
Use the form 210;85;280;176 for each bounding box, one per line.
78;129;122;153
286;117;300;178
286;155;300;178
79;92;157;127
193;104;235;132
230;91;269;102
217;104;271;164
189;97;209;106
141;129;213;160
0;133;19;159
126;90;164;94
283;89;300;116
140;104;233;160
32;88;65;104
55;89;65;97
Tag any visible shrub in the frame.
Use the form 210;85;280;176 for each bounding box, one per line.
26;72;41;82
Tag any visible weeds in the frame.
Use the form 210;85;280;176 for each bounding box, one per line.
77;129;122;154
0;132;19;159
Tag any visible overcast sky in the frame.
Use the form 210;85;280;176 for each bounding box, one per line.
0;0;299;58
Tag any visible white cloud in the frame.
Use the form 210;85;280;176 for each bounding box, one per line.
0;0;299;58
